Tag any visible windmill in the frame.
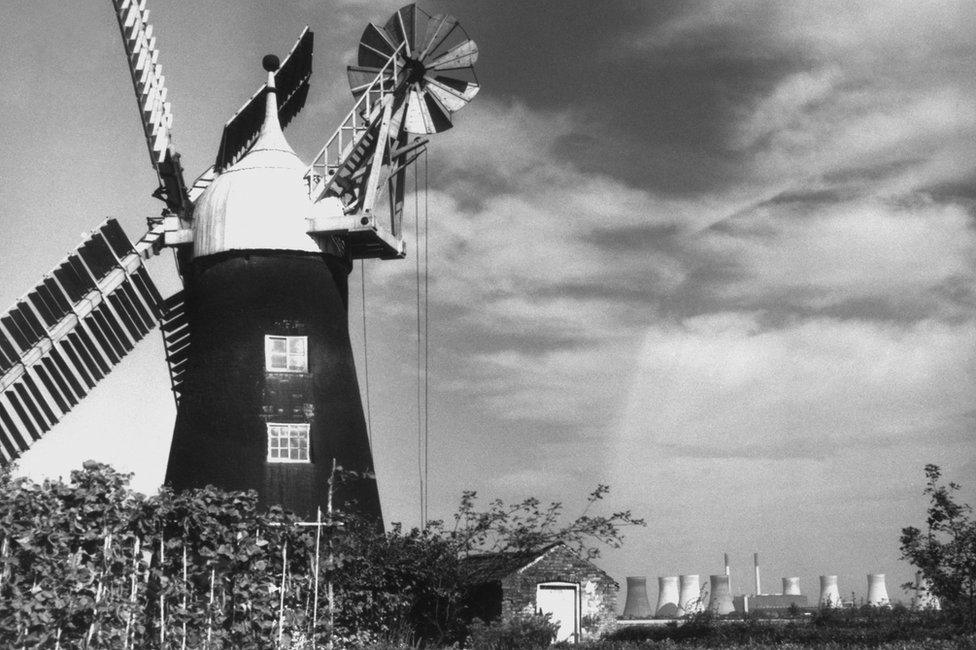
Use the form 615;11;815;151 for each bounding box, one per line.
0;2;479;520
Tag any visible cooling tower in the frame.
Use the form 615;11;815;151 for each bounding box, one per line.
867;574;889;607
622;576;653;619
913;572;941;611
819;575;842;608
677;574;703;616
782;577;801;596
707;574;735;615
754;553;761;595
656;576;680;618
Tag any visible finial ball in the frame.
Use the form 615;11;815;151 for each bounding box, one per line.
262;54;280;72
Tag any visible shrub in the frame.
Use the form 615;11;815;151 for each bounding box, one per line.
466;612;559;649
901;464;976;630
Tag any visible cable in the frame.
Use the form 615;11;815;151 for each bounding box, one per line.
360;259;372;449
423;149;430;525
415;158;424;527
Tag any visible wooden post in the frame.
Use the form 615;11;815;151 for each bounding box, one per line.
125;536;141;650
159;534;166;647
312;507;322;650
326;459;336;650
86;533;112;647
0;537;8;582
206;568;215;649
277;542;288;647
181;542;188;650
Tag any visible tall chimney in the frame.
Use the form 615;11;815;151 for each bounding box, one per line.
622;576;653;619
754;553;761;595
866;574;889;607
913;571;940;611
724;553;731;593
819;575;842;609
655;576;680;618
707;574;735;616
677;574;702;617
782;577;801;596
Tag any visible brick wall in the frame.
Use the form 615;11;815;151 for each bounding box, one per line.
499;545;618;640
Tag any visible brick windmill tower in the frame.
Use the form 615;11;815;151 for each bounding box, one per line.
0;2;479;521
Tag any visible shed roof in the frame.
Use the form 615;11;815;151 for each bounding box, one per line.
460;544;560;584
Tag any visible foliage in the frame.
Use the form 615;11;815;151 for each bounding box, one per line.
0;463;642;647
901;464;976;629
0;462;307;648
604;607;966;647
447;484;646;559
466;612;559;649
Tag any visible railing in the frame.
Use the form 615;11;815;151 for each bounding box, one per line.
304;41;406;204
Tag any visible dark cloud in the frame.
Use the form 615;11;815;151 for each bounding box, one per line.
585;223;682;253
431;0;805;196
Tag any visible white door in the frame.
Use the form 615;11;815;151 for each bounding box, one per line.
536;583;579;644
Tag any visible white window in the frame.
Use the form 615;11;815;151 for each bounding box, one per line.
265;335;307;372
267;423;310;463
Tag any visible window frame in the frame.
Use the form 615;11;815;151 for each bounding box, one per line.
266;422;311;463
264;335;308;373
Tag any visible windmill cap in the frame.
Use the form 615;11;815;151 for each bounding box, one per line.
262;54;280;72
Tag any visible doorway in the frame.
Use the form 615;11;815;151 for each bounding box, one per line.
536;582;580;643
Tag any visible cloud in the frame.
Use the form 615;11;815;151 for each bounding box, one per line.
618;314;976;458
690;197;976;318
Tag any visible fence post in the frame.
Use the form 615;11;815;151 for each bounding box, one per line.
277;541;288;647
181;542;188;650
125;536;141;650
326;458;336;650
312;507;322;650
206;568;215;649
159;533;166;648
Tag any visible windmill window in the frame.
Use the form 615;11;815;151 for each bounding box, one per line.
265;335;307;372
266;423;310;463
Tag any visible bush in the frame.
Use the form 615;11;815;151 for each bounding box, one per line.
901;464;976;630
466;612;559;649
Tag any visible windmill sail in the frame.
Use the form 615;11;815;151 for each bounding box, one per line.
0;220;164;465
212;27;315;175
111;0;189;214
159;291;189;407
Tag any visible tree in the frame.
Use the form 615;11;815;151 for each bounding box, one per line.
446;484;646;560
900;464;976;629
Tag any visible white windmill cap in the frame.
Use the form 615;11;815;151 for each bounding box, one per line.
192;56;320;258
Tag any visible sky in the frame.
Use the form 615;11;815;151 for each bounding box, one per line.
2;0;975;605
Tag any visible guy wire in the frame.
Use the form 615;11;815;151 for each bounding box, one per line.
361;259;372;449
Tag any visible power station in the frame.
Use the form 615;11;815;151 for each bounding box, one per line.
621;554;932;619
0;1;480;519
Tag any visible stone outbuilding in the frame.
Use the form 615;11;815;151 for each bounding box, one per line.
460;542;618;643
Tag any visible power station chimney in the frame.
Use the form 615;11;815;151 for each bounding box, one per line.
656;576;680;618
754;553;761;595
707;574;735;615
867;574;889;607
724;553;731;594
913;571;940;611
782;577;801;596
622;577;653;619
819;575;842;609
677;574;703;617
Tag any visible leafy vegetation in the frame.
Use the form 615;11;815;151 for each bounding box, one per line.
447;483;645;559
466;612;559;649
901;464;976;630
0;462;641;648
603;608;971;648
